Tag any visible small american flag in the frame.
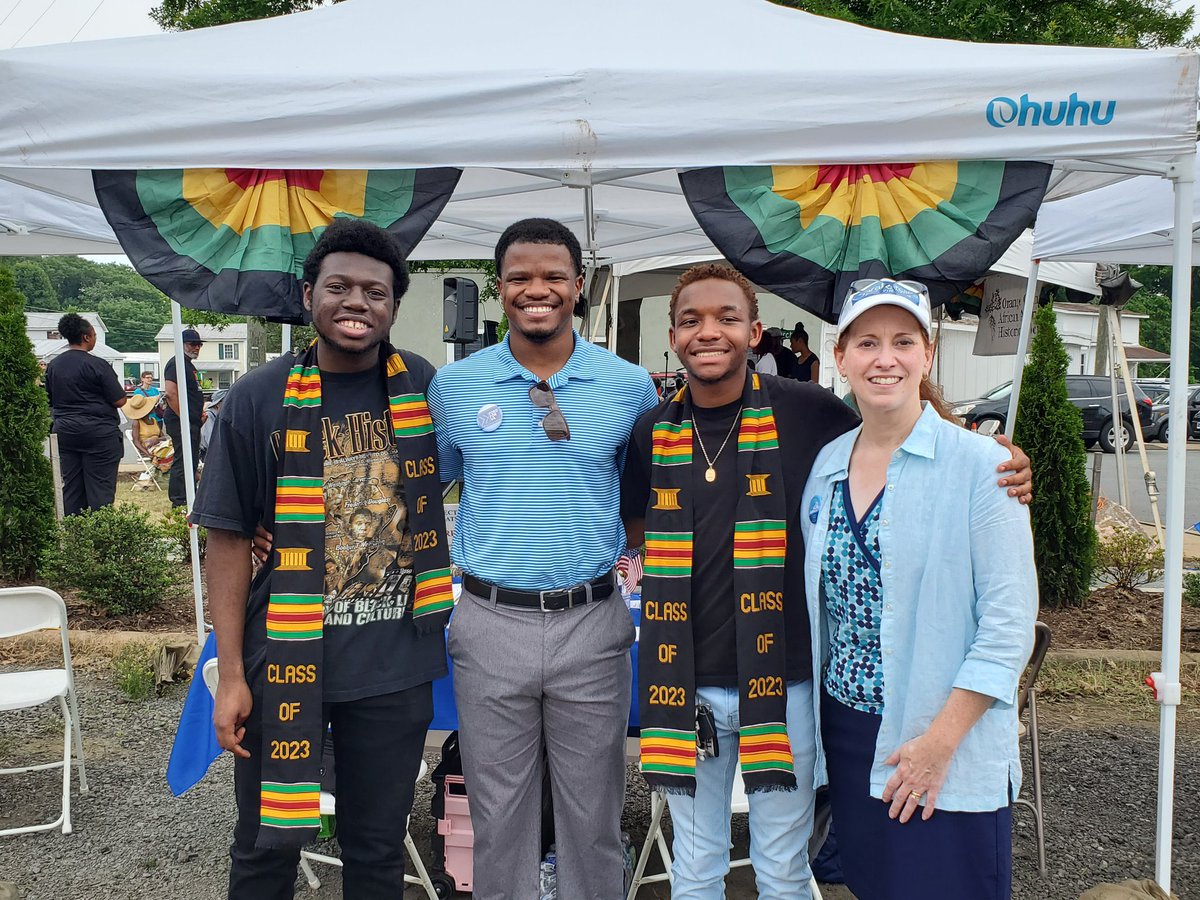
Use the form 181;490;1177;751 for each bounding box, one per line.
616;550;645;595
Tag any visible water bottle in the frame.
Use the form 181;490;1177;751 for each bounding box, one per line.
539;847;557;900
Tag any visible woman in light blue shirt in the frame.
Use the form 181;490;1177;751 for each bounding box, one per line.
800;279;1037;900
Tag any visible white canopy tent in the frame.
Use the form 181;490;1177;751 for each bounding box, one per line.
0;0;1195;888
1024;162;1198;895
1035;164;1200;264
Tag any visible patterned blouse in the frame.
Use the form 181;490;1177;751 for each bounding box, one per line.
821;479;886;714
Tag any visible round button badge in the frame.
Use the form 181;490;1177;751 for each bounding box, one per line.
477;403;503;432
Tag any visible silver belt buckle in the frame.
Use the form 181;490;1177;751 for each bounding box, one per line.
539;588;558;612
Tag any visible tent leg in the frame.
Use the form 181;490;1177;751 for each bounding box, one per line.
1153;154;1194;894
281;324;292;356
171;303;205;646
1004;261;1041;437
1106;319;1129;507
1109;307;1164;544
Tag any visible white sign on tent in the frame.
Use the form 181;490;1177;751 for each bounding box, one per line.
973;274;1028;357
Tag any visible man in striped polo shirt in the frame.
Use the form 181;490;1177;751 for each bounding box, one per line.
427;218;659;900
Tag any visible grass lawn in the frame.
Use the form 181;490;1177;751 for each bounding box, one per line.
117;471;175;523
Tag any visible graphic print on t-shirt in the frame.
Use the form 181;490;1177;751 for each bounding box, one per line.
315;409;412;628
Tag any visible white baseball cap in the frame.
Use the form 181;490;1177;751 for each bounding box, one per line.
837;278;932;339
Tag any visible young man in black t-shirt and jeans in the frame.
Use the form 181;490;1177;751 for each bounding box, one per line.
621;265;1032;899
193;220;450;900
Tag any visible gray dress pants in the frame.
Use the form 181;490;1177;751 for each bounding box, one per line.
448;584;635;900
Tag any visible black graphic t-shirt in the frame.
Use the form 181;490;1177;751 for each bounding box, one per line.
192;353;447;702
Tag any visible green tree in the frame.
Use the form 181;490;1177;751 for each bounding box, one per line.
12;260;57;311
774;0;1193;47
151;0;336;31
1014;303;1097;607
1126;265;1200;381
0;269;56;579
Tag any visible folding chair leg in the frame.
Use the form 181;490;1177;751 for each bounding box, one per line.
68;687;88;794
58;695;72;834
298;854;321;890
628;790;672;900
404;830;439;900
1029;693;1047;876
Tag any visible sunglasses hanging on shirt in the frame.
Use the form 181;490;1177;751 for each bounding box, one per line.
529;381;570;441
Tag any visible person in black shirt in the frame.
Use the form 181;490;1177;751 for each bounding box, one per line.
193;219;449;900
163;328;207;507
621;265;1032;899
44;313;127;516
790;323;820;383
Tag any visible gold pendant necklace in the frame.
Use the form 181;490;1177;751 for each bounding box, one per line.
695;406;742;483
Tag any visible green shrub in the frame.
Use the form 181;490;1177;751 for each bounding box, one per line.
1014;303;1097;607
1184;572;1200;609
0;268;56;578
1095;527;1165;590
112;642;157;701
162;505;205;560
42;504;178;615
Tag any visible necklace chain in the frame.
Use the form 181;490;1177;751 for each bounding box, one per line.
695;406;743;480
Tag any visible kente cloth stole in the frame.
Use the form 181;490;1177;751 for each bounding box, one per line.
638;373;795;795
256;341;454;849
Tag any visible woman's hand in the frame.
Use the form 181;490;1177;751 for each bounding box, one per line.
881;731;957;823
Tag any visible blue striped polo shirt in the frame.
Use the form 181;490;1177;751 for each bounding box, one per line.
427;333;659;591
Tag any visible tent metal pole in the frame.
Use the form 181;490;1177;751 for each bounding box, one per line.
281;323;292;356
171;302;205;647
1003;260;1040;438
1153;154;1194;893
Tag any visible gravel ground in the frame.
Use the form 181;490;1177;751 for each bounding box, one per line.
0;677;1196;899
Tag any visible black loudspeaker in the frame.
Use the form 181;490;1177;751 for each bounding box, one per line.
443;277;479;343
452;320;501;361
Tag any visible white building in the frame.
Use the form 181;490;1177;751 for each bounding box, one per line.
155;323;249;390
25;311;124;381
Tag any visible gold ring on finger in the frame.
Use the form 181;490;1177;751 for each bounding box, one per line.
909;790;922;801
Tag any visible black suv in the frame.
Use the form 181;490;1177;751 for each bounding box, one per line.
951;375;1155;453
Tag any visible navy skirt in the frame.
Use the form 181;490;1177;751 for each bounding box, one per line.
821;690;1012;900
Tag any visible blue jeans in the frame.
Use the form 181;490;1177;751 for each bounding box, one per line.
665;680;817;900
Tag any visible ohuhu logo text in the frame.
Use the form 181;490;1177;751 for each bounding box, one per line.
986;93;1116;128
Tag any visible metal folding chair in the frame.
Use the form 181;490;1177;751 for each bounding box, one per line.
1015;621;1052;876
200;659;437;897
627;766;824;899
124;427;162;492
0;586;89;836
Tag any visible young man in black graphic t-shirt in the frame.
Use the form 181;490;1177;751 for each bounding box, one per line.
193;220;447;900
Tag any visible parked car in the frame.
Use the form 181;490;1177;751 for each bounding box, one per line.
1143;384;1200;442
950;375;1155;453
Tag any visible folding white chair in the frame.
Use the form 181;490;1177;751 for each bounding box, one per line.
0;586;88;836
201;659;437;898
627;766;823;899
123;427;162;492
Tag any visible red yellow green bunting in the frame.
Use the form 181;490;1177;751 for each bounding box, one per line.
679;161;1050;323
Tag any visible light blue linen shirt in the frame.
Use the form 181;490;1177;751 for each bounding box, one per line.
427;332;659;591
800;402;1037;812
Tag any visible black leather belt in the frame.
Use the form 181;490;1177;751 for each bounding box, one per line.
463;571;616;611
